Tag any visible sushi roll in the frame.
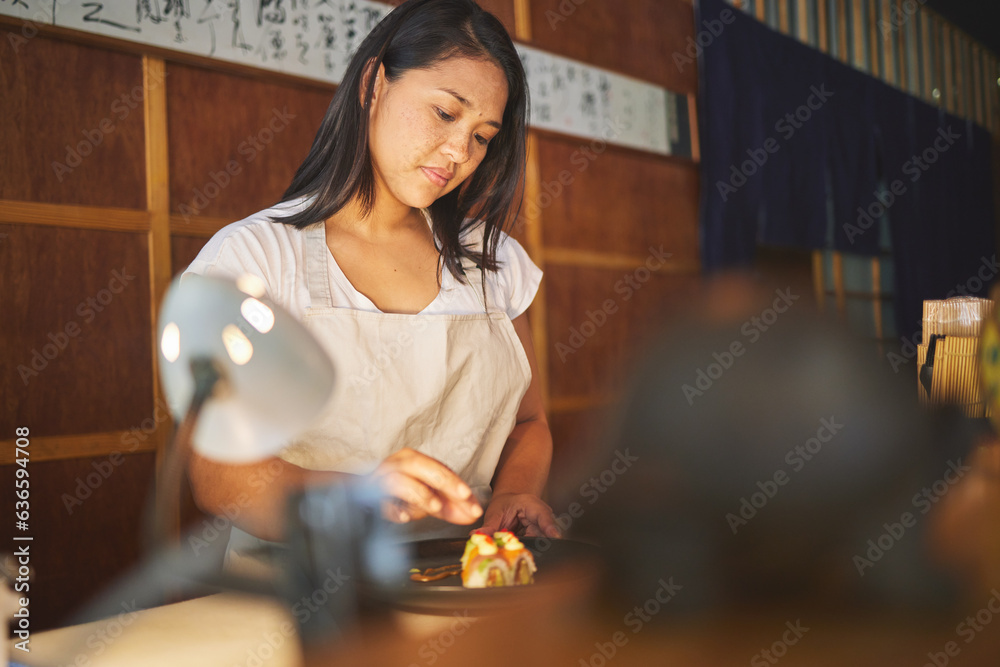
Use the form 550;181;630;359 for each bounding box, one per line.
461;531;536;588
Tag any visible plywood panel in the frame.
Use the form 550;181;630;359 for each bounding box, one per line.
167;63;332;226
170;234;210;278
533;135;700;263
473;0;517;35
544;264;702;400
529;0;697;94
0;225;153;437
0;29;146;208
0;452;156;631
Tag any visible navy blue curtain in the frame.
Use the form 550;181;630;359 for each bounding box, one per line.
697;0;996;340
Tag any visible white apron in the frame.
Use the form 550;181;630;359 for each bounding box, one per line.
225;215;532;571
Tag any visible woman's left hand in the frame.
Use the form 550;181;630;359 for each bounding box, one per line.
479;492;562;538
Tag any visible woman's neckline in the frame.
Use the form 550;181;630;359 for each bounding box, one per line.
321;208;446;315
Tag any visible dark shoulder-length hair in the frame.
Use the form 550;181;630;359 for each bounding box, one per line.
275;0;527;283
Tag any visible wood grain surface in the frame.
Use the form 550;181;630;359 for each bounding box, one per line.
0;29;146;208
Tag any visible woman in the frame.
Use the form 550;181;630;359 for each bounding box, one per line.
185;0;560;566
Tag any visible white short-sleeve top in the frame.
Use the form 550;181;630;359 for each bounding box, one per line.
183;196;542;320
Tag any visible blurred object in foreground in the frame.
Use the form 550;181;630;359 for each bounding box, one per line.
157;272;336;463
980;285;1000;432
928;435;1000;594
564;275;971;617
918;296;994;416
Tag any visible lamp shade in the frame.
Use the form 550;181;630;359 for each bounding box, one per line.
157;273;335;463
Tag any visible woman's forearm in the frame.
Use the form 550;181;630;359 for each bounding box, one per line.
188;453;345;541
491;416;553;498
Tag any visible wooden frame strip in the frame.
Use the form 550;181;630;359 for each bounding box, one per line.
544;247;700;273
143;55;173;486
169;214;232;238
687;93;701;162
0;431;156;465
514;0;532;42
0;200;149;232
523;132;550;410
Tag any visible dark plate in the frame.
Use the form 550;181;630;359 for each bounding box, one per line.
362;537;601;615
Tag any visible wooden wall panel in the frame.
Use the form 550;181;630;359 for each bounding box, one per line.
529;0;697;94
170;235;210;278
166;63;332;229
1;1;706;637
470;0;517;35
544;264;701;401
535;134;700;263
0;452;156;631
0;225;153;437
526;0;703;482
0;30;146;209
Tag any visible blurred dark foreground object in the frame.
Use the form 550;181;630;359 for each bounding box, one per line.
563;277;977;616
300;278;1000;666
301;275;1000;665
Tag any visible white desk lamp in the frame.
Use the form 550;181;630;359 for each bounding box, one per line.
152;272;335;543
74;275;379;640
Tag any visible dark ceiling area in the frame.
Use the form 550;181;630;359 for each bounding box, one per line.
924;0;1000;58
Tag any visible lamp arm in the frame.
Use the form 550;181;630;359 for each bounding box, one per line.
146;357;224;553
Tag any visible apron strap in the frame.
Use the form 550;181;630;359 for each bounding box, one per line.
304;223;334;309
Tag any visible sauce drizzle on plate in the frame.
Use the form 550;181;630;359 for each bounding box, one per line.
409;563;462;583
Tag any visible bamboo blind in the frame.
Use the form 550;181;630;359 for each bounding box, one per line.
728;0;1000;133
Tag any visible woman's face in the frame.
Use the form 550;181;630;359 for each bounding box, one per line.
367;56;509;211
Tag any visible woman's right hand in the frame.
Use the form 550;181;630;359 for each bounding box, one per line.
368;447;483;525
